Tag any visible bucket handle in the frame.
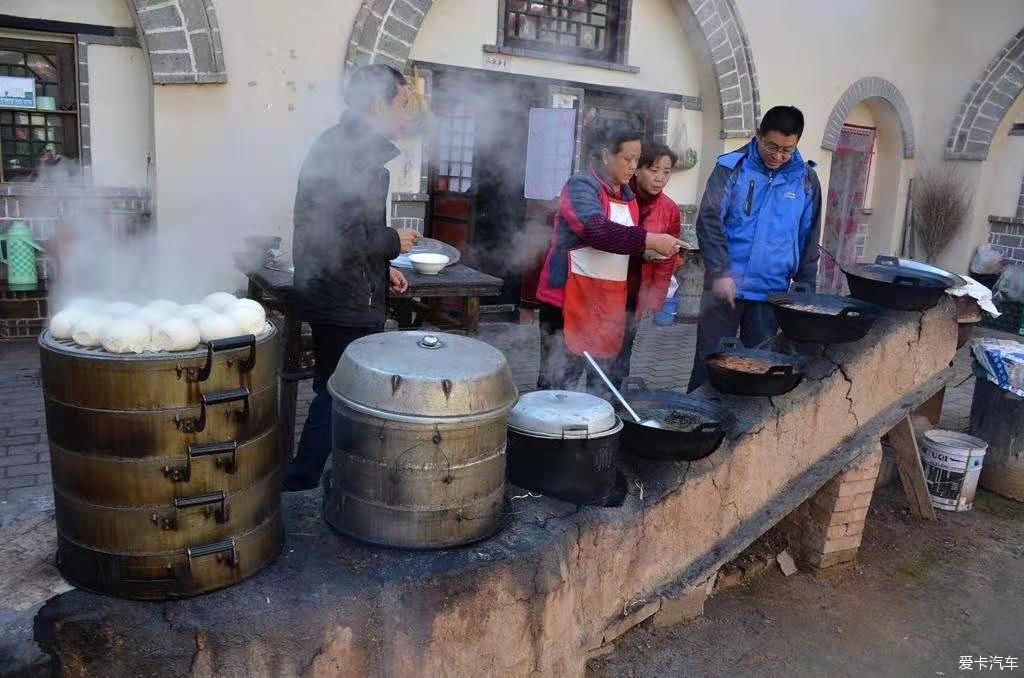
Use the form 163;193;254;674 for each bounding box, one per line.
163;440;239;482
185;538;239;573
175;387;250;433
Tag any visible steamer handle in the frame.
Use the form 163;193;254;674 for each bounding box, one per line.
174;490;228;524
178;387;250;433
195;334;257;382
163;440;238;482
186;538;238;570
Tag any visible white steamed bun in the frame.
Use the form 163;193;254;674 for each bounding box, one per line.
202;292;238;312
144;299;180;315
180;304;214;322
198;314;242;343
65;298;102;312
150;317;201;352
101;317;151;354
103;301;139;317
49;308;90;339
136;307;170;328
227;299;266;336
71;314;113;347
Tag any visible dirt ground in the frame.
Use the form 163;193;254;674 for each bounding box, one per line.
589;485;1024;678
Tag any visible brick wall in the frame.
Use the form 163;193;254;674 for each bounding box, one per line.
988;215;1024;266
0;283;48;339
0;184;151;285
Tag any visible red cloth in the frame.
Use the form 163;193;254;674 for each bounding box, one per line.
632;186;683;317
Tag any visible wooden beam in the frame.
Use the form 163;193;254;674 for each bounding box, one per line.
886;414;937;521
914;386;946;426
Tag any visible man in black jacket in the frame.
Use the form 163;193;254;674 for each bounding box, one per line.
284;64;421;491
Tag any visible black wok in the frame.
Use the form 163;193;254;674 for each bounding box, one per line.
768;283;884;343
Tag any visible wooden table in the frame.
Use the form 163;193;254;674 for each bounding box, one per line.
234;256;503;461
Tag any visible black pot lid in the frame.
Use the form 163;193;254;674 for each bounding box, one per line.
508;390;620;439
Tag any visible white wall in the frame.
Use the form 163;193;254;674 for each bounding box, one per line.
88;44;153;188
150;0;359;289
410;0;701;97
4;0;135;27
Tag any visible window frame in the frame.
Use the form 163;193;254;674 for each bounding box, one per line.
0;32;80;185
487;0;637;74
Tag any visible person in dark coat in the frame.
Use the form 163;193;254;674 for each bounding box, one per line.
284;64;421;491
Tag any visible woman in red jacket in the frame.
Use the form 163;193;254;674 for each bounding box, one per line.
535;121;683;392
604;143;687;386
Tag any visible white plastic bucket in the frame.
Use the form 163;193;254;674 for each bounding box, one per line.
920;430;988;512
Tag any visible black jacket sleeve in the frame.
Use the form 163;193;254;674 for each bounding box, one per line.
794;166;823;288
696;164;733;279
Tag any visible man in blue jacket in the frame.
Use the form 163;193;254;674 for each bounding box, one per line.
688;106;822;391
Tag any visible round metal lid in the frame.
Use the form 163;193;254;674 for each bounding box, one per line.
508;390;619;439
328;331;518;420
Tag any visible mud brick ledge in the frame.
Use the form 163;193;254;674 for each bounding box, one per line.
34;301;957;676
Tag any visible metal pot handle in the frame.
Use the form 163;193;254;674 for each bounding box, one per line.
153;491;228;530
717;337;740;351
837;306;862;318
621;376;648;394
767;365;794;376
176;387;250;433
790;282;812;294
694;422;721;435
875;255;900;267
180;334;257;383
561;424;589;439
892;275;921;287
163;440;239;482
186;538;238;572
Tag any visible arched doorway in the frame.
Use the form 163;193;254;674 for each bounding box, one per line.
819;78;915;292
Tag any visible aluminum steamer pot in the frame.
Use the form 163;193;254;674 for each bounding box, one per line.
327;332;518;549
506;390;623;506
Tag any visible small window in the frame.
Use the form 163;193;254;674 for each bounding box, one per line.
434;102;475;194
504;1;622;62
0;36;79;183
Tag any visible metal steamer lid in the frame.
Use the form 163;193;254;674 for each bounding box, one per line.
328;331;518;420
508;390;621;440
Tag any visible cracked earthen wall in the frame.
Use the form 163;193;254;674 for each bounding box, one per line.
35;302;957;677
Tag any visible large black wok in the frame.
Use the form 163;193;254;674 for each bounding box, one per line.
616;378;734;461
844;256;956;311
768;283;884;343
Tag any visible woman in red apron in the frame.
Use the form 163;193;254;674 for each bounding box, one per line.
536;121;683;392
603;143;688;386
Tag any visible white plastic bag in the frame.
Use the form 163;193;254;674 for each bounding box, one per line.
994;265;1024;304
970;244;1004;275
666;275;680;300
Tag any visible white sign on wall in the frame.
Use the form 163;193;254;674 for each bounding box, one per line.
482;53;511;72
0;76;36;109
524;108;577;200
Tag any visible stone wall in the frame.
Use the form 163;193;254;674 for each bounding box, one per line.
988;215;1024;266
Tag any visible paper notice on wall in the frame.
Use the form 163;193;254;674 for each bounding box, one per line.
524;108;577;201
0;76;36;108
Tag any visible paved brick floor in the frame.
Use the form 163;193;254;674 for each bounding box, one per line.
0;322;1012;502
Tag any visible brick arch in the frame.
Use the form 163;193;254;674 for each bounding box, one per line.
344;0;761;138
821;77;915;159
127;0;227;84
946;28;1024;160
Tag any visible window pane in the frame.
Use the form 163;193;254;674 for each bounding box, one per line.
0;112;11;124
30;114;44;126
0;50;24;66
26;53;58;82
15;113;29;125
47;115;62;127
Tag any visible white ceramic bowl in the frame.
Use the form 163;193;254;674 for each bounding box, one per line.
408;253;450;275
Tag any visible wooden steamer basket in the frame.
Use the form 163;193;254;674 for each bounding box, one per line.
39;326;283;600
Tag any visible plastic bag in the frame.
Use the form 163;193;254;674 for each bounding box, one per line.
994;264;1024;303
970;244;1004;275
666;275;680;300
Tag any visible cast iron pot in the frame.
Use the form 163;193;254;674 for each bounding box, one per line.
706;338;806;397
506;391;623;506
767;283;885;343
844;255;955;311
617;378;734;461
